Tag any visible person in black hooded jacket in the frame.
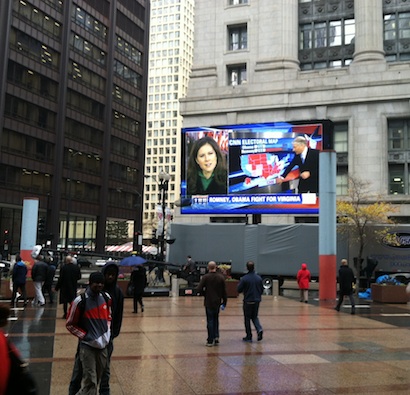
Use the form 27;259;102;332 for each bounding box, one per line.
334;259;356;315
130;264;147;313
68;261;124;395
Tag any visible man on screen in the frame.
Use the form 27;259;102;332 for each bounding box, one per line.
277;136;319;193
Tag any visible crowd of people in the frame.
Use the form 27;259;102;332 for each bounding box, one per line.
0;249;358;394
2;245;127;395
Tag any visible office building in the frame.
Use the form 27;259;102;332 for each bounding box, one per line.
0;0;149;254
143;0;195;239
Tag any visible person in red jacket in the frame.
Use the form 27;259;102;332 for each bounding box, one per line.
1;304;37;395
297;263;311;303
0;304;11;395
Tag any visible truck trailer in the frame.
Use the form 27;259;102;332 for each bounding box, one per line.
167;223;410;285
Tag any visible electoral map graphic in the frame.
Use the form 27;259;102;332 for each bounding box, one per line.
239;153;292;190
229;148;295;193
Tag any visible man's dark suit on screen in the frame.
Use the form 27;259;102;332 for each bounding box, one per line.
281;147;319;193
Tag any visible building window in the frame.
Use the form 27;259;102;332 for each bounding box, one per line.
388;119;410;194
384;12;410;62
72;6;107;40
228;64;247;85
298;0;355;70
14;0;61;39
334;122;349;195
2;129;54;163
113;85;141;113
113;60;142;89
71;33;106;66
228;24;247;51
69;61;106;93
10;28;60;69
116;35;143;65
112;111;140;135
117;11;145;45
4;95;56;131
67;89;104;119
7;60;58;99
65;119;103;147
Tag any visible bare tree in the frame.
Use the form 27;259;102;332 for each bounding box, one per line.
337;176;396;285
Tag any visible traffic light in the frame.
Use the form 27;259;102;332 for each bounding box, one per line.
151;229;158;244
3;229;11;252
38;217;46;238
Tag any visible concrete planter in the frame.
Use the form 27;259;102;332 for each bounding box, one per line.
225;279;239;298
0;279;36;299
371;283;409;304
117;280;131;298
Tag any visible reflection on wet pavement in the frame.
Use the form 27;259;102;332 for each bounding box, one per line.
2;289;410;395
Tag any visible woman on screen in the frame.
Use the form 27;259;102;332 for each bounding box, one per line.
187;136;227;195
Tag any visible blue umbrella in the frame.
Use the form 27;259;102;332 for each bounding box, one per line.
120;255;146;266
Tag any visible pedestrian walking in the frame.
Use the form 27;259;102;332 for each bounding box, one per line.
196;261;227;347
130;265;147;313
182;255;197;287
334;259;356;315
297;263;311;303
55;255;81;319
43;257;57;304
31;246;48;307
11;254;27;306
237;261;263;342
66;272;112;395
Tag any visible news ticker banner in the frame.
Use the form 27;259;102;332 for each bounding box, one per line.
182;193;319;215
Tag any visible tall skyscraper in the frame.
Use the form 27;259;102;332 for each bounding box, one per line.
0;0;149;253
143;0;195;238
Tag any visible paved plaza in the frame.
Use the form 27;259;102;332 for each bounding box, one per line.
4;290;410;395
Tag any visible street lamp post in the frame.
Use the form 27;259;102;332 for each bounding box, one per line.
158;171;171;261
133;191;143;252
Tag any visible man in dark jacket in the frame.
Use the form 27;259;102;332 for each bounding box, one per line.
182;255;197;287
42;257;57;304
237;261;264;342
335;259;356;315
130;264;147;313
69;261;124;395
11;253;27;306
196;261;227;347
55;255;81;319
31;245;48;306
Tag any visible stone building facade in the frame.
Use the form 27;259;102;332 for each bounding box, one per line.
178;0;410;224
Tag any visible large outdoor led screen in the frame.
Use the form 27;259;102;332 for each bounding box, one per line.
181;121;333;215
